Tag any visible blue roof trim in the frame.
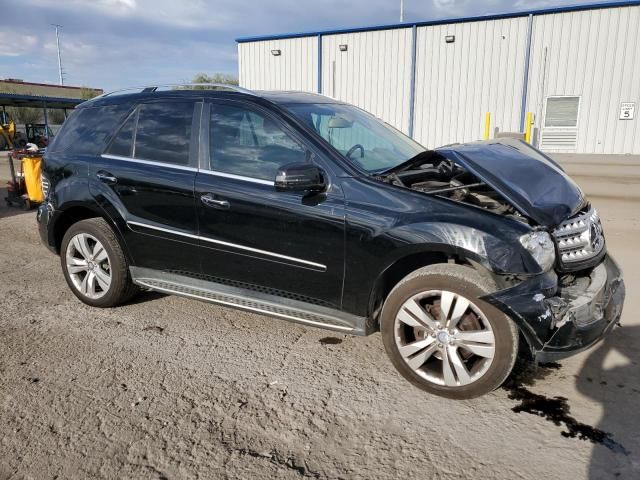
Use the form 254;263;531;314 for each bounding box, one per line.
236;1;640;43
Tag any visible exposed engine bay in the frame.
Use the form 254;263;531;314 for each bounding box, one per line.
379;151;529;223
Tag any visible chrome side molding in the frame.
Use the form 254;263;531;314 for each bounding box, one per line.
126;220;327;272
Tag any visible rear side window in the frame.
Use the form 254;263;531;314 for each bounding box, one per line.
48;104;132;155
106;110;136;157
134;102;194;165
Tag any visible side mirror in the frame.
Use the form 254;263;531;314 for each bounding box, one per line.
275;162;326;193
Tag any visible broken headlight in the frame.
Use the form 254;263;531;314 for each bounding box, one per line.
519;231;556;271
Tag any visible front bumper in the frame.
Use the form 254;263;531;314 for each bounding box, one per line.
484;254;625;362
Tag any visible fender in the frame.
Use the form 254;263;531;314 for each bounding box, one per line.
342;219;540;316
45;167;132;263
340;176;542;316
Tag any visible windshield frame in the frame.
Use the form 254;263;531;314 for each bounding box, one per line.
282;102;427;175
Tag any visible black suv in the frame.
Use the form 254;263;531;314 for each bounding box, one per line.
37;85;625;399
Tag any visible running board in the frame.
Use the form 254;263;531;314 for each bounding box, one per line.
130;267;371;335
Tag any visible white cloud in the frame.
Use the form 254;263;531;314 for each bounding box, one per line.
513;0;559;7
20;0;239;29
0;31;38;57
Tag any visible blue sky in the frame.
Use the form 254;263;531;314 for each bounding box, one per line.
0;0;624;91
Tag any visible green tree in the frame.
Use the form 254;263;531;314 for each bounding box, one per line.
7;107;42;124
47;109;67;124
192;73;239;86
80;87;100;100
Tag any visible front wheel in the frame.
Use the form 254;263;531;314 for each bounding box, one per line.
60;218;138;307
380;264;518;399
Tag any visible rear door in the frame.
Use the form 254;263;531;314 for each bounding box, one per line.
90;99;202;273
194;99;346;308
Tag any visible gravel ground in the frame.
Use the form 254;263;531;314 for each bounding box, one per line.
1;162;639;479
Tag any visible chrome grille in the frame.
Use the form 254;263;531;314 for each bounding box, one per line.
553;207;605;264
41;176;50;199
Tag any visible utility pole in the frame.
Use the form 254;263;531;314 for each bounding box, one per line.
52;24;64;85
400;0;404;22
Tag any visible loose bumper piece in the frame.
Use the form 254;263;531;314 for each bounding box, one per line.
485;254;625;361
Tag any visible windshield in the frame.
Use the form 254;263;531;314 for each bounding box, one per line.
285;103;426;173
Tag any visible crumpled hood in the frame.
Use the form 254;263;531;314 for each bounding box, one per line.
435;139;585;227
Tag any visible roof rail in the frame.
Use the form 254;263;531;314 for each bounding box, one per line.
96;83;254;99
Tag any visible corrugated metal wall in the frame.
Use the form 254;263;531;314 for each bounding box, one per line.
238;37;317;92
526;6;640;154
237;4;640;154
320;29;413;133
413;17;528;149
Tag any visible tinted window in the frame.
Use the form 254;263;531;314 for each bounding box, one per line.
48;104;132;155
211;104;305;181
106;110;136;157
134;102;194;165
286;103;424;173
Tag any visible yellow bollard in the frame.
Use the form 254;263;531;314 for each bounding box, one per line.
484;112;491;140
524;112;533;144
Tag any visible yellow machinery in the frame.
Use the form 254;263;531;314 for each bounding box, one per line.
0;120;17;149
1;120;52;150
5;150;45;209
22;155;44;203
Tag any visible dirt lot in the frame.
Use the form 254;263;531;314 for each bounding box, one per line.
1;155;639;479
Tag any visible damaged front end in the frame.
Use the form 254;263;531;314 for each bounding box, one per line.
377;138;625;361
484;255;625;361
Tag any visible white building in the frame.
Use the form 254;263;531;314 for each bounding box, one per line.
237;1;640;155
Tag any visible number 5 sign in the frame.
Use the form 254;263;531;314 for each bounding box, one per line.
619;102;635;120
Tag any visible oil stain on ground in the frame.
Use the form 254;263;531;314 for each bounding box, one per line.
504;360;628;455
507;386;628;454
319;337;343;345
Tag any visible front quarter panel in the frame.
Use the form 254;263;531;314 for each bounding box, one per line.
341;177;538;315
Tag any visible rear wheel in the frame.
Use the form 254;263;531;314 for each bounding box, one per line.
60;218;138;307
380;264;518;399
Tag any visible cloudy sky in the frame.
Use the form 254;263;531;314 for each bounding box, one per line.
0;0;622;91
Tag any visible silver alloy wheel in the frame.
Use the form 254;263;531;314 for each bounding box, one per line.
394;290;495;387
65;233;112;300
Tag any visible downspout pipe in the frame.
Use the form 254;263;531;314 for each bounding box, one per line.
408;24;418;138
519;13;534;132
317;34;323;94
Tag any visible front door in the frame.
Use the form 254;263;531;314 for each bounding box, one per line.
90;99;202;273
194;100;345;308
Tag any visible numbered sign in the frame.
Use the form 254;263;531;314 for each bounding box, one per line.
619;102;635;120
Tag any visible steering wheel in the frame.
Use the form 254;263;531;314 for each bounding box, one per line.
345;144;364;159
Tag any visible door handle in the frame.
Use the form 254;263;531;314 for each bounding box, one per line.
96;171;117;185
201;193;230;209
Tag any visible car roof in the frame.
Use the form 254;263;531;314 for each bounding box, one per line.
81;85;341;109
255;90;341;105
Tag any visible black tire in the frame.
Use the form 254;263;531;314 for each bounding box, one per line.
60;218;138;307
380;263;519;400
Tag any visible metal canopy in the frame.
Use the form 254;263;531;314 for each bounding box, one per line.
0;92;84;110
